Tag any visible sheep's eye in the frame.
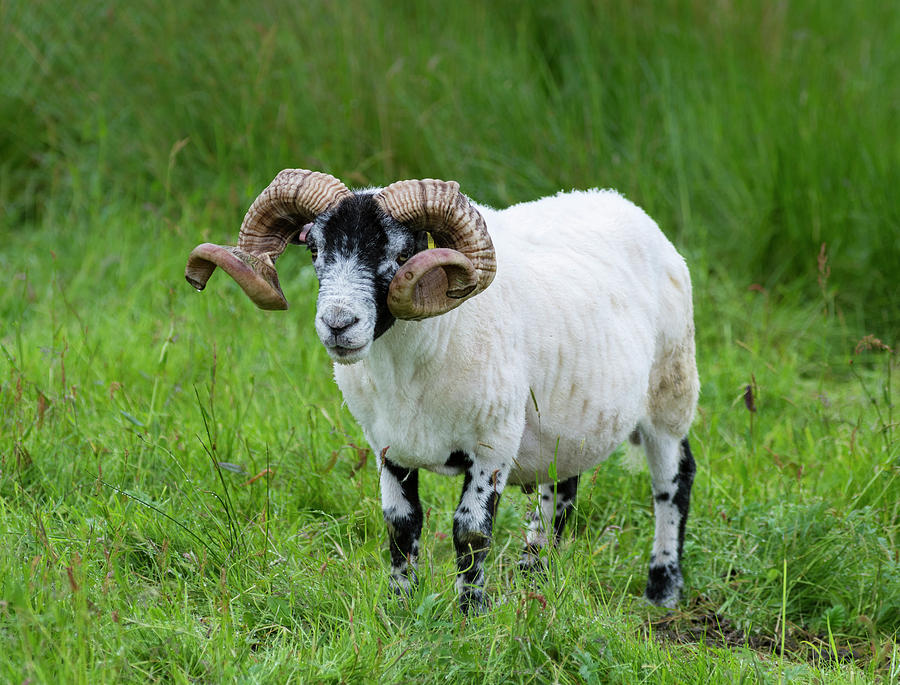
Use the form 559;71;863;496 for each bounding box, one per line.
396;252;410;265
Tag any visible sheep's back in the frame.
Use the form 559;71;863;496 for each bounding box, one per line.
476;190;694;481
334;189;695;481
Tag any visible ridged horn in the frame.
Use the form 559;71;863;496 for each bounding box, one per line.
185;169;352;310
375;179;496;320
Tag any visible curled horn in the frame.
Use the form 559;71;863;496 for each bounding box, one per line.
185;169;351;310
375;179;496;320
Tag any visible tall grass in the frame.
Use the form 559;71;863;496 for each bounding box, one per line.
2;0;898;329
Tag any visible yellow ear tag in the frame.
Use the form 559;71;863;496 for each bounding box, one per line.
427;233;436;249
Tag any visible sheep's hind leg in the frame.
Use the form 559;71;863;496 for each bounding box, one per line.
380;458;423;595
642;432;696;607
519;475;579;570
453;458;509;613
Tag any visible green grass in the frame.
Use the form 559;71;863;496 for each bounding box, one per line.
2;0;899;682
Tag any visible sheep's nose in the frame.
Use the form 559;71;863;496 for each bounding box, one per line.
327;318;358;336
321;309;359;336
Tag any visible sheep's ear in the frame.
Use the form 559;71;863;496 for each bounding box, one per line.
289;223;313;245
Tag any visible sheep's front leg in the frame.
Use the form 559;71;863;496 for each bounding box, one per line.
453;459;508;613
520;475;579;570
380;458;423;594
643;433;696;607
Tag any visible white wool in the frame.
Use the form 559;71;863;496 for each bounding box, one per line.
333;189;698;486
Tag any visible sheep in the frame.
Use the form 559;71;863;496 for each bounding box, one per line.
185;169;699;612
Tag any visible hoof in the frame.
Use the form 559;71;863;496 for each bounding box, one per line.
644;563;683;608
458;589;488;615
517;554;548;581
389;570;417;598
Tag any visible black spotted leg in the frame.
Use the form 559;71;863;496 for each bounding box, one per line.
520;475;580;570
453;458;509;613
643;434;696;607
380;458;423;594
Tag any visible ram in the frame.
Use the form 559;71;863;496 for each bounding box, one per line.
186;169;699;612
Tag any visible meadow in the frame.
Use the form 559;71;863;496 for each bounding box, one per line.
1;1;898;682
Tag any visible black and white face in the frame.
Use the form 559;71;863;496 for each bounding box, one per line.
306;193;427;364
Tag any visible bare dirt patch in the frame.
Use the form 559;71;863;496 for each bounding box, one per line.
642;596;878;671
